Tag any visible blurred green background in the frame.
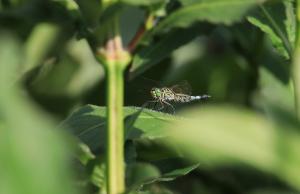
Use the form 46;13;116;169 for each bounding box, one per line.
1;0;300;194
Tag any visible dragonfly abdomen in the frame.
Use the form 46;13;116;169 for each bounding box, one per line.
173;95;192;103
173;94;210;103
190;95;211;101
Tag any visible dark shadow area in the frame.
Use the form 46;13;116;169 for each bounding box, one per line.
165;165;297;194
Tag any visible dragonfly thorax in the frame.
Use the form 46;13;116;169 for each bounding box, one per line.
151;87;176;101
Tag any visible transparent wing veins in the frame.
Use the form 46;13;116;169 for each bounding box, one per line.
170;80;192;95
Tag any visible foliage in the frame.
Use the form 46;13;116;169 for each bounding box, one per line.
1;0;300;194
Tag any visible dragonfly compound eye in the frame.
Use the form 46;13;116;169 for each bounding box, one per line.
150;88;157;98
155;88;161;97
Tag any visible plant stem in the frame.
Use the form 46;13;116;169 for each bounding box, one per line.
128;13;156;52
96;15;130;194
293;0;300;118
106;63;125;194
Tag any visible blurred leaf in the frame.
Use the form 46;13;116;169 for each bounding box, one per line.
62;105;107;153
143;163;199;182
126;162;161;189
256;65;294;113
128;163;199;192
23;22;73;77
164;105;300;191
134;138;183;161
62;105;175;152
247;1;295;59
163;41;253;104
130;25;211;78
0;36;20;88
75;144;107;192
23;23;60;72
86;160;191;193
121;0;166;6
86;157;106;191
65;39;104;96
0;33;77;194
125;141;138;163
125;106;144;140
178;0;199;6
120;6;145;47
91;0;153;46
77;142;96;165
53;0;79;11
91;162;106;189
74;0;101;27
29;39;103;98
99;2;126;24
249;189;298;194
146;1;168;17
284;0;296;50
155;0;266;32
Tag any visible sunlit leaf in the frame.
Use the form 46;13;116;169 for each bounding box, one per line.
143;163;199;183
178;0;200;6
130;25;212;78
165;105;300;190
0;33;78;194
127;162;199;192
62;105;175;152
126;162;161;189
247;1;295;59
121;0;165;6
155;0;266;32
29;39;103;98
86;157;106;190
256;65;295;113
74;0;101;27
23;23;61;74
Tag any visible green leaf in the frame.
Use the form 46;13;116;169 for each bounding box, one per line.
91;162;106;189
74;0;102;27
125;141;138;163
23;23;60;73
155;0;266;32
0;33;78;194
144;163;199;183
178;0;199;6
247;1;295;59
76;147;107;191
86;157;107;190
54;0;79;11
77;142;96;165
130;25;211;78
256;65;295;113
62;105;175;152
121;0;165;6
22;22;74;79
29;39;103;98
128;163;199;192
284;0;296;48
126;162;161;188
164;105;300;191
99;2;126;24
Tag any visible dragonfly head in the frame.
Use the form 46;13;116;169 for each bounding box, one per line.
150;87;161;99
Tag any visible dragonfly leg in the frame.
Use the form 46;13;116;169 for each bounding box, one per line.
142;101;151;109
145;100;164;111
162;100;175;114
144;100;157;107
157;100;165;111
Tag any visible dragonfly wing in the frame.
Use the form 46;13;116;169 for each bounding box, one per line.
170;80;192;95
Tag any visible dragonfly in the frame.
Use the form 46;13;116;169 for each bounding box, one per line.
147;81;211;113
